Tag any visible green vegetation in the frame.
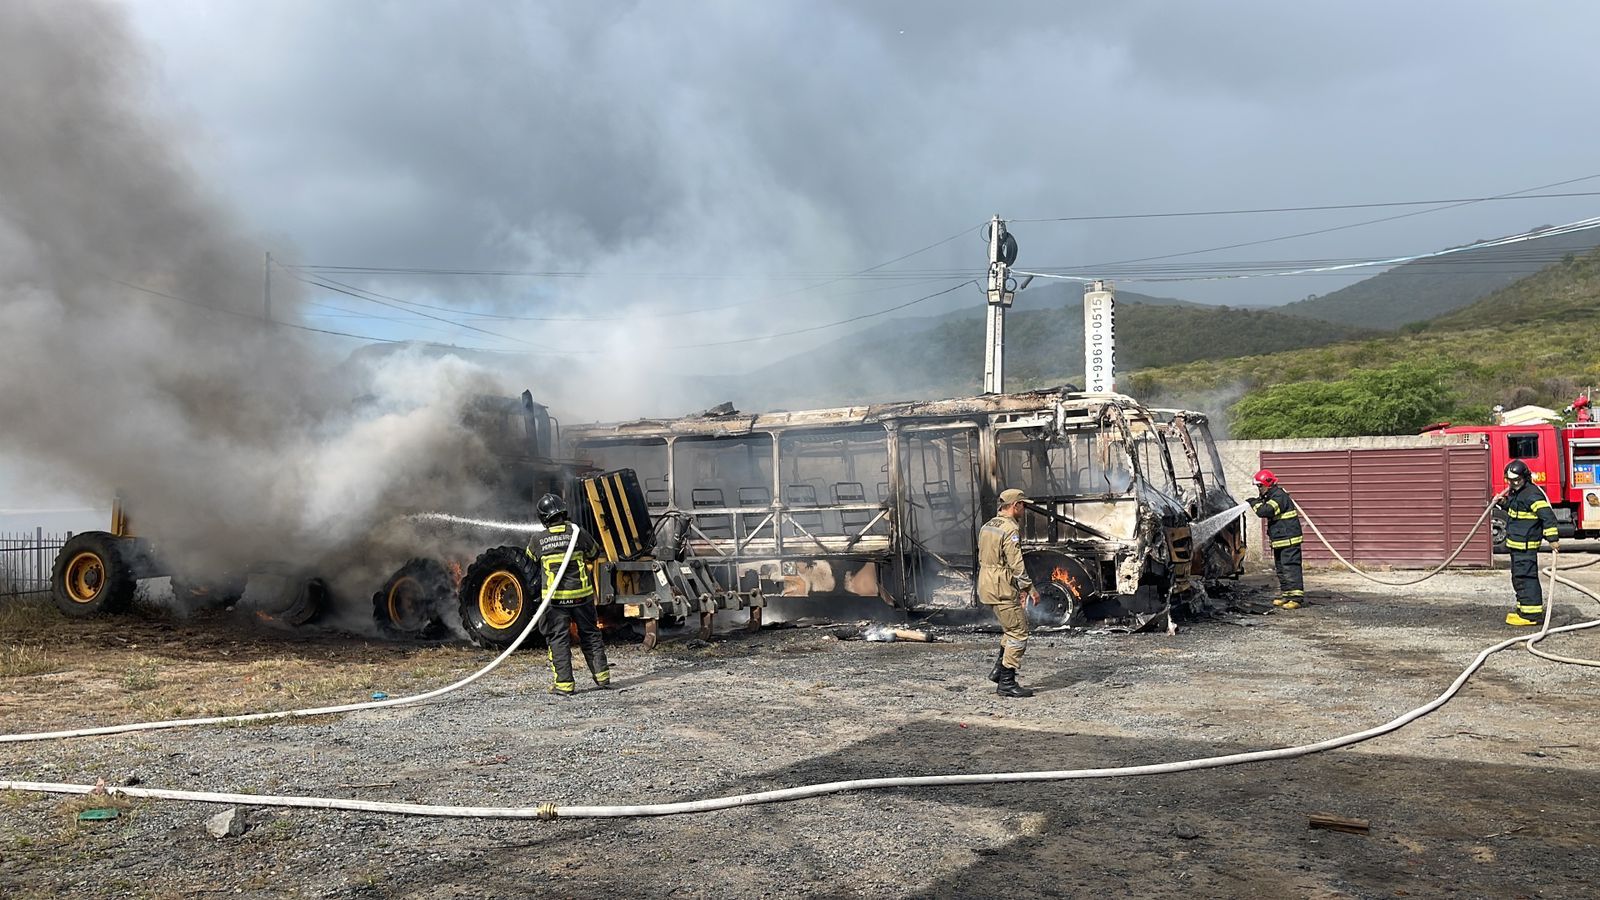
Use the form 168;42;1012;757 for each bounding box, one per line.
1130;246;1600;437
1230;362;1460;438
1275;226;1600;330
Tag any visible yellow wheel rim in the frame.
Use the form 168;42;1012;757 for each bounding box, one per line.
478;571;522;629
65;552;105;604
387;576;423;627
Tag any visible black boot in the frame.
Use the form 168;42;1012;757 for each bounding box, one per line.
995;666;1034;698
988;649;1005;683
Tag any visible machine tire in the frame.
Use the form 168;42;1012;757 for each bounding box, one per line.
1490;509;1508;554
373;558;451;639
170;574;247;610
51;531;136;617
458;546;545;650
261;576;327;627
1022;550;1093;628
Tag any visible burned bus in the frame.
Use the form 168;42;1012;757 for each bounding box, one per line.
566;386;1203;631
1153;408;1246;585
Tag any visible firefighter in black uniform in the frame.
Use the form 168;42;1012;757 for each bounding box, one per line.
1248;469;1305;609
1500;459;1559;626
530;493;611;695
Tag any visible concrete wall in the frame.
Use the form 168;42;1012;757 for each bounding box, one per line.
1216;433;1485;563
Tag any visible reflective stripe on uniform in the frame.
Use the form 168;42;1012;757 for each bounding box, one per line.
1517;604;1545;615
1507;509;1541;519
1282;589;1305;598
1543;527;1560;537
594;670;611;684
1264;499;1280;514
1530;500;1551;512
1270;536;1304;548
1275;509;1299;520
1506;539;1540;550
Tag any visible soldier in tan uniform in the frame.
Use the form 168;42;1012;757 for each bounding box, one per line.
979;488;1039;698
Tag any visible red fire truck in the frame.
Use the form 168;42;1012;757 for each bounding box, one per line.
1425;410;1600;547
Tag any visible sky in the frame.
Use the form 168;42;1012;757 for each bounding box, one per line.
113;0;1600;354
4;0;1600;520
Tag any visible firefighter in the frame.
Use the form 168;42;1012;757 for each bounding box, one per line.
1500;459;1559;626
1566;393;1593;423
979;488;1040;698
1247;469;1305;609
529;493;611;695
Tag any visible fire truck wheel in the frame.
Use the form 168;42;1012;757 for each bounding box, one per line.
50;532;136;617
1490;509;1508;554
170;574;247;610
373;558;450;640
458;546;546;650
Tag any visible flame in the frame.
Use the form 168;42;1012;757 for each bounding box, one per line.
1050;566;1082;598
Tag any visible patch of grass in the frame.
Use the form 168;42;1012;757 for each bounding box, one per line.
0;597;60;640
1;643;56;678
3;789;47;809
53;792;135;825
119;660;161;692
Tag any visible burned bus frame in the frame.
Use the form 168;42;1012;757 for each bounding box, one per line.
565;387;1197;629
1152;408;1246;586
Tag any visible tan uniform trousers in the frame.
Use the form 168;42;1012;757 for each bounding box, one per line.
989;596;1029;670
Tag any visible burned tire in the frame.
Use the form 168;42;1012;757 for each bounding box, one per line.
261;576;327;627
1022;550;1093;628
170;574;247;611
373;558;451;640
51;531;136;617
458;546;544;650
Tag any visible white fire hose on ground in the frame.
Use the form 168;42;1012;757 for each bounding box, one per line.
1;504;1596;820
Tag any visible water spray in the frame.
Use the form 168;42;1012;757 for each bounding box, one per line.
406;512;548;534
1188;500;1253;546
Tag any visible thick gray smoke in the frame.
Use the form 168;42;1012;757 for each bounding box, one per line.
0;1;510;610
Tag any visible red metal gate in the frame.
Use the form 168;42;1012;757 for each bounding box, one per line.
1260;445;1491;567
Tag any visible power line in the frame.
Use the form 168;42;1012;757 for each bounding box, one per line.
294;270;960;323
660;280;977;348
287;224;981;287
1008;189;1600;224
117;273;982;356
1062;173;1600;271
1014;215;1600;284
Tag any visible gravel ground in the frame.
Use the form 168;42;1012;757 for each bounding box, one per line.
4;557;1600;899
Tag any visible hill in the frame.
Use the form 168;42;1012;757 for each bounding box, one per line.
1123;246;1600;432
1274;225;1600;330
715;283;1374;410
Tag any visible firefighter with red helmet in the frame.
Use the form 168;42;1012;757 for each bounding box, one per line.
1499;459;1559;626
530;493;611;695
1248;469;1305;608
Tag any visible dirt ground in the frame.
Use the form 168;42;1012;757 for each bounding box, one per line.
3;557;1599;899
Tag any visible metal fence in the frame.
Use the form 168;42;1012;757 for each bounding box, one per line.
1;529;72;597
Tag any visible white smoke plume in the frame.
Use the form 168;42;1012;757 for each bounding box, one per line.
0;1;512;612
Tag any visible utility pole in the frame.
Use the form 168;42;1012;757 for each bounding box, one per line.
983;215;1017;394
263;250;273;324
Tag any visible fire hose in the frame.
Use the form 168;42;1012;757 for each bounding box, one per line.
2;504;1597;819
0;527;578;744
1296;499;1600;668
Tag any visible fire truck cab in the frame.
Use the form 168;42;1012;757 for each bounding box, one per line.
1427;415;1600;543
